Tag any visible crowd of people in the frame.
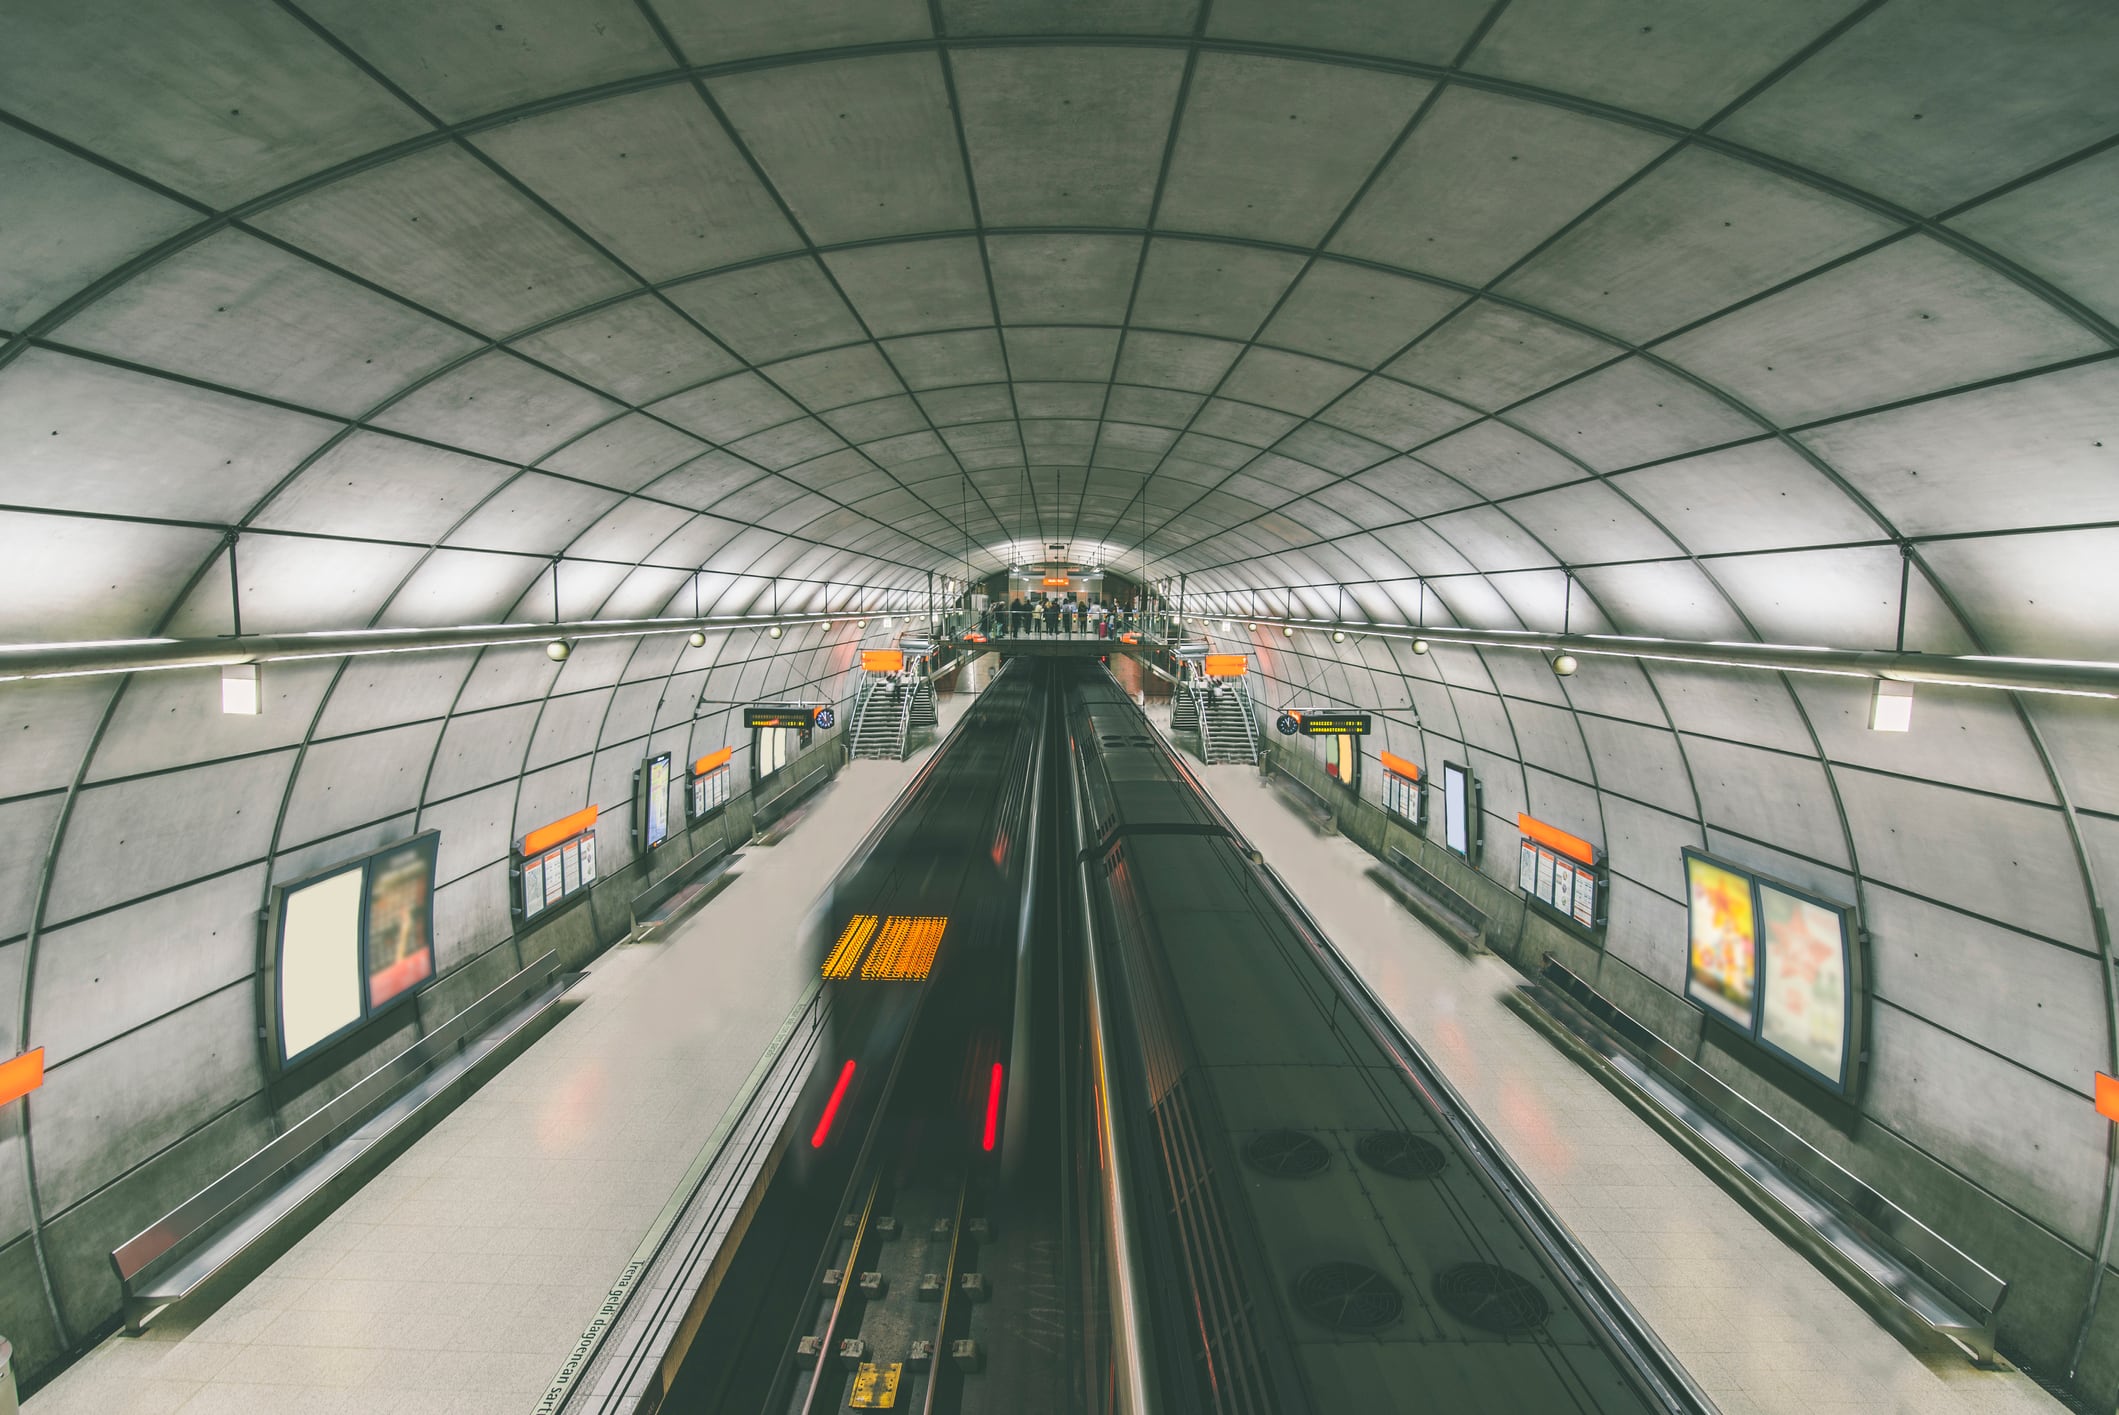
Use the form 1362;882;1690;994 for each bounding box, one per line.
975;593;1147;639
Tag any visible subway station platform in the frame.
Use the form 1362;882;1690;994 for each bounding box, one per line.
16;688;2074;1415
24;700;970;1415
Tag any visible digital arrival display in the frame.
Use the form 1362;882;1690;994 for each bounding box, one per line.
1275;710;1373;737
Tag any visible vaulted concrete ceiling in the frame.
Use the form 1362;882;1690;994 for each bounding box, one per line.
5;0;2115;658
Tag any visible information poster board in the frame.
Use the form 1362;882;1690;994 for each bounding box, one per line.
1682;848;1860;1093
1381;753;1422;827
640;752;672;851
274;832;440;1066
518;810;598;924
1516;816;1603;935
690;747;733;821
1442;762;1476;860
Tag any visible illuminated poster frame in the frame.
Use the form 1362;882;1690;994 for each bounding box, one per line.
271;831;440;1068
1681;847;1863;1095
1441;761;1480;862
636;752;673;852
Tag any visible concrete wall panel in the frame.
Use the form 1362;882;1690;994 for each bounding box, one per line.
279;719;445;849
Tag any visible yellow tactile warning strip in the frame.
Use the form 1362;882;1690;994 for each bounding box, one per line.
859;915;948;981
822;914;880;979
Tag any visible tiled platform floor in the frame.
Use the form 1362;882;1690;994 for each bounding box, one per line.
27;700;969;1415
1183;747;2066;1415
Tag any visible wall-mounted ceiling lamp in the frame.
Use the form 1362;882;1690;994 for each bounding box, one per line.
687;631;706;648
1551;653;1579;677
768;624;782;639
220;663;261;715
858;619;868;629
823;621;834;632
1869;678;1913;732
545;640;571;662
1332;631;1347;643
1283;625;1294;637
1412;639;1430;654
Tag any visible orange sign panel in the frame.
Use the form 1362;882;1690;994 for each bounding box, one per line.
694;746;734;775
1202;654;1248;678
861;649;906;672
1518;812;1597;865
0;1048;46;1106
1042;576;1070;587
522;805;597;857
1380;751;1419;781
2098;1072;2119;1122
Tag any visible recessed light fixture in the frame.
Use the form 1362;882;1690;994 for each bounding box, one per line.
220;663;260;715
1869;678;1913;732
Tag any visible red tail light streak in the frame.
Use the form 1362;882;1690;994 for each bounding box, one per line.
812;1059;856;1148
983;1062;1004;1152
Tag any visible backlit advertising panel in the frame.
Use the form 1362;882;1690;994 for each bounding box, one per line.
1684;851;1757;1028
363;834;436;1010
1758;880;1853;1087
1442;762;1471;858
642;752;672;850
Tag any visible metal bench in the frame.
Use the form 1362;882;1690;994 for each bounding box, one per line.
111;949;576;1333
1509;954;2008;1365
627;844;740;944
1266;759;1338;834
1368;845;1489;955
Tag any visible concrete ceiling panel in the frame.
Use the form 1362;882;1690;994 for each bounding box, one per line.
1310;480;1403;530
1106;387;1204;428
1503;480;1682;565
761;346;907;411
709;53;974;244
952;46;1186;227
1355;459;1480;518
1217;348;1362;417
315;649;479;738
1577;713;1697;818
373;547;545;628
1509;698;1593;778
1499;145;1902;344
57;229;480;418
1597;793;1701;903
1413;420;1578;500
82;659;335;787
822;238;994;339
425;701;541;800
1017;384;1107;419
1387;302;1620;413
0;349;340;522
727;418;846;472
1331;86;1669;286
526;687;613;771
1128;238;1305;340
299;0;667;122
165;534;422;638
1191;399;1298;449
1789;675;2055;805
1156;54;1431;247
512;759;593;848
509;296;740;405
863;430;948;466
649;372;804;444
1274;424;1392;476
0;679;109;800
1423;506;1558;573
2026;698;2119;817
0;514;219;643
987;233;1142;325
372;351;624;463
1682;733;1849;868
1570;560;1749;642
1707;544;1964;653
881;330;1008;390
1643;661;1812;756
823;397;930;443
418;780;515;886
664;256;864;365
449;644;562;715
0;124;199;329
0;1;426;206
1715;0;2119;214
1208;0;1489;63
1113;332;1244;393
1607;440;1878;555
279;718;445;848
541;415;712;493
940;0;1197;33
642;455;770;513
31;863;262;1068
252;433;509;545
565;501;695;565
1918;528;2119;661
922;387;1015;426
1799;359;2119;537
46;748;295;923
477;85;800;281
516;557;630;622
1948;146;2119;324
1507;357;1761;471
1003;328;1120;382
1658;236;2105;426
252;145;633;335
1258;261;1460;366
1369;522;1472;577
658;0;931;61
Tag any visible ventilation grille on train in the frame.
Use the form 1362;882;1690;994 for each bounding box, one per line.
1432;1262;1551;1334
1356;1131;1447;1180
1291;1262;1402;1333
1243;1129;1330;1179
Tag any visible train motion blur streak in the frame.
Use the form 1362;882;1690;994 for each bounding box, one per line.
663;660;1055;1415
1060;663;1715;1414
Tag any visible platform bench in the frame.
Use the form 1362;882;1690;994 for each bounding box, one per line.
628;846;740;944
1509;955;2008;1365
1266;759;1338;834
1368;846;1488;955
111;950;576;1333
